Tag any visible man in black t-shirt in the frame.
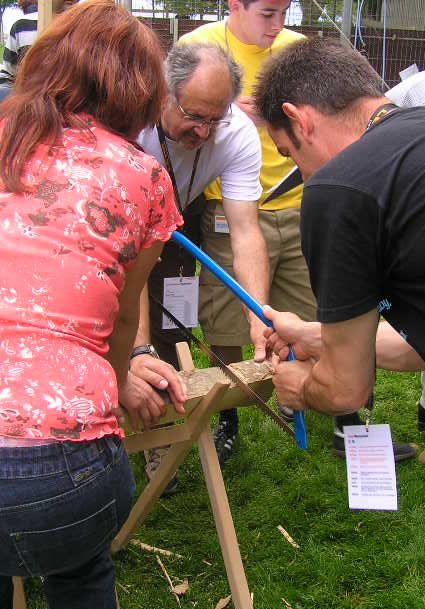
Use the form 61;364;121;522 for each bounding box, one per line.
386;72;425;435
253;38;425;419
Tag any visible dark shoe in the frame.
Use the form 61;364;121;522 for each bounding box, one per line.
418;401;425;432
332;429;417;462
144;447;178;498
213;419;238;468
278;405;294;422
161;476;179;497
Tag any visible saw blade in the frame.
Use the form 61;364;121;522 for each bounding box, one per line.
153;296;295;440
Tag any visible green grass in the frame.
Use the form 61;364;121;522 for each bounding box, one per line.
25;351;425;609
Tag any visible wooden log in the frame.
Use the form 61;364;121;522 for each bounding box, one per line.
129;359;273;428
122;359;274;453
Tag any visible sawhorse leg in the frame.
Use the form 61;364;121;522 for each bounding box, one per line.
177;343;253;609
197;430;253;609
112;379;230;553
12;577;27;609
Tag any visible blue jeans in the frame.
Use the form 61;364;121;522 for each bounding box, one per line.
0;436;135;609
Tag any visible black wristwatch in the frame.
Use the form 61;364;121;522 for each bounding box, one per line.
130;344;160;360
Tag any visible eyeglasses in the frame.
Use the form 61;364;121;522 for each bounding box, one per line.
176;101;233;129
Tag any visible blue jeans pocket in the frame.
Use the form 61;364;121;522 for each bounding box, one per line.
11;498;118;577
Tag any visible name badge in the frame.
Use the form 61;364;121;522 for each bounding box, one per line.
344;424;397;511
214;214;230;234
162;276;199;330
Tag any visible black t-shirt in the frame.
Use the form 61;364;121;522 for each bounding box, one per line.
301;107;425;359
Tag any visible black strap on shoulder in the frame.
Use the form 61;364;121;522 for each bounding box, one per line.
157;124;200;214
262;167;303;205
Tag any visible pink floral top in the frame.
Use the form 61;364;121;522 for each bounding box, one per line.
0;115;182;441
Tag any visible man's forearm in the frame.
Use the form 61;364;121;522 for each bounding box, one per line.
302;313;378;415
232;230;269;316
222;199;269;313
302;362;369;416
376;321;425;371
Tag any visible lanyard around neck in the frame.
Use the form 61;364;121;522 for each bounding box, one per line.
365;103;399;132
157;123;201;214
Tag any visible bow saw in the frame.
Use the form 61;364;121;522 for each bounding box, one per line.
168;230;307;450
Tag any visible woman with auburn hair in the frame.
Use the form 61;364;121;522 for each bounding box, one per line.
0;1;185;607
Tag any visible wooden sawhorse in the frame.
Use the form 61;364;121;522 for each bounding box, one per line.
112;343;274;609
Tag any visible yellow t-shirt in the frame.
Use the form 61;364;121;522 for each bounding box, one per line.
179;22;304;211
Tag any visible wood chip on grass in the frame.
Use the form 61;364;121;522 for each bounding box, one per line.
115;581;130;594
130;539;183;559
156;555;182;605
277;525;300;549
214;594;232;609
173;579;189;596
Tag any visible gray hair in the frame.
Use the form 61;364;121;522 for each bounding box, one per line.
165;42;243;101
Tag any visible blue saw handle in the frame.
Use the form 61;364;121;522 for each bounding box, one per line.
287;348;307;449
171;231;307;449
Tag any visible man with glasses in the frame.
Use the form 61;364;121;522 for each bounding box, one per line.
132;42;267;494
176;101;233;132
179;0;316;465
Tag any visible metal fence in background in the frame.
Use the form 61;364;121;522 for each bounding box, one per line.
134;0;425;88
350;0;425;87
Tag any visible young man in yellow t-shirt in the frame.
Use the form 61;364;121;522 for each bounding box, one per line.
180;0;414;466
